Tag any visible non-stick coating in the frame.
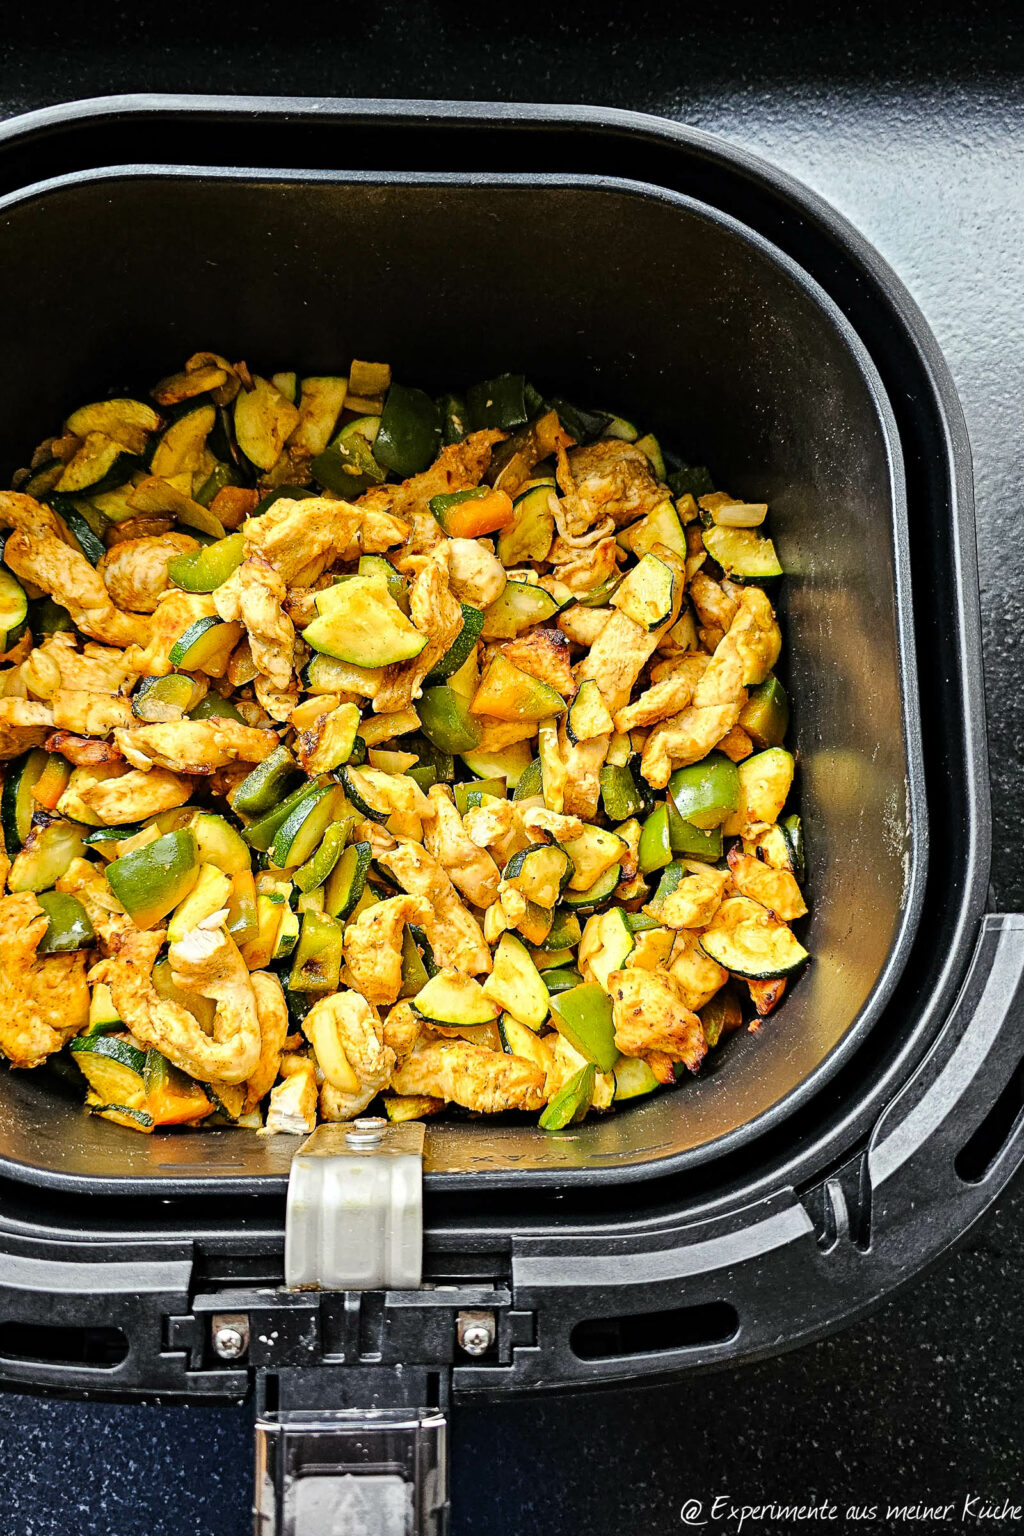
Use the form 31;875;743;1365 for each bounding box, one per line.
0;168;924;1189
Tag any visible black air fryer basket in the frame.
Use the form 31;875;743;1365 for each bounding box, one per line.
0;96;1017;1535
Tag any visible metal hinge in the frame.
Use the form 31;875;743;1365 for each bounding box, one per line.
285;1117;425;1290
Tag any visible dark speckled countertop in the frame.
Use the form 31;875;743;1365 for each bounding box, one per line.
2;4;1024;1532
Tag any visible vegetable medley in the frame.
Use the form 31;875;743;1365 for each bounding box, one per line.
0;352;809;1136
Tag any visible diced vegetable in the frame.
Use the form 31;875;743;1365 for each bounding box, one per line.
232;746;303;818
105;828;200;930
466;373;528;431
471;654;565;722
417;686;482;754
498;481;556;565
234;376;300;470
609;552;676;629
667;752;740;829
578;907;634;991
71;1035;148;1107
323;841;372;921
0;567;28;652
739;676;790;750
549;982;618;1073
412;971;500;1027
503;843;573;908
8;818;87;892
34;891;95;953
638;804;673;876
289;911;344;994
701;525;782;583
167;532;245;592
305;572;427;667
2;749;50;853
424;604;485;685
699;896;809;979
168;616;243;673
482;932;550;1029
133;673;204;723
539;1063;595;1130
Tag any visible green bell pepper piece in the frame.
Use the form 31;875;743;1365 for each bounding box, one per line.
666;800;724;862
35;891;95;953
438;392;469;445
293;819;353;894
667;751;740;829
167;532;244;592
105;828;199;930
539;1063;596;1131
416;686;482;755
638;803;673;875
739;675;790;750
599;763;647;822
466;373;528;432
373;385;441;477
233;746;303;818
288;911;344;993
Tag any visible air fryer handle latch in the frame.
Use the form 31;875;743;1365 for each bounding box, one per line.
254;1407;448;1536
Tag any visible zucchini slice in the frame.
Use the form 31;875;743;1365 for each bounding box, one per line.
623;498;687;561
85;1099;155;1133
566;679;614;744
1;748;49;853
722;748;795;837
398;924;432;1000
635;432;666;481
613;1055;660;1102
289;376;349;457
599;762;648;823
168;616;243;674
416;687;482;755
482;931;550;1030
549;981;618;1074
191;811;252;875
104;828;200;930
233;377;300;471
8;817;87;893
84;981;123;1036
305;573;427;668
412;970;500;1028
323;840;372;921
166;862;232;942
132;672;204;723
293;819;351;894
499;1014;554;1075
242;781;320;853
271;785;344;871
480;580;565;640
0;567;28;652
312;416;386;497
71;1035;148;1107
561;825;626;892
167;532;244;593
699;896;809;979
66;398;162;454
559;862;620;914
497;481;556;565
578;907;634;991
502;843;573;909
57;434;140;494
384;1094;445;1123
423;603;485;686
538;907;582;952
609;552;676;630
34;891;95;953
701;525;782;583
150;404;216;478
541;966;583;995
453;777;506;815
459;741;533;789
288;911;344;994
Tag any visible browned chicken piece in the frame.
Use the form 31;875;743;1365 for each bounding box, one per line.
242;971;291;1114
213;556;296;709
126;590;219;677
654;867;730;930
51;690;135;736
62;764;194;825
689;570;741;633
613;654;710;732
390;1038;547;1112
473;717;540;752
502;629;577;698
716;726;754;762
115;718;276;774
519;806;585;843
96;921;261;1085
305;990;397;1120
242;496;362;585
375;840;491;975
0;493;148;648
578;606;680;715
607;968;707;1073
98;532;198;613
641;702;745;790
444;539;506;608
342;894;435;1008
383;1000;424;1062
389;511;447;574
667;930;729;1012
557;605;614;649
373;559;464;714
559;439;668;536
37;632;139;695
560;729;610;821
423;787;501;909
0;698;53;730
0;891;90;1066
357;429;505;524
57;857;134;954
547;534;622;594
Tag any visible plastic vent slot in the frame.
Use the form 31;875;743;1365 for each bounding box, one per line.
955;1053;1024;1184
0;1321;128;1369
570;1301;738;1361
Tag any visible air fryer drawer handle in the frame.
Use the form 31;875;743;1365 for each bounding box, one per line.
254;1408;448;1536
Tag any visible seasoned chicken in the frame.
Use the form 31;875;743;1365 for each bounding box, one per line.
668;931;729;1012
213;556;296;711
655;866;730;930
557;605;614;649
242;496;362;585
561;730;610;821
342;893;434;1007
357;429;504;523
613;654;709;732
241;971;290;1114
375;840;491;975
578;608;676;715
0;697;52;730
548;534;622;593
0;891;89;1066
126;590;218;677
445;538;506;608
502;628;577;697
372;560;464;714
689;571;740;633
114;719;277;774
51;690;135;736
424;787;501;908
560;439;667;535
62;764;194;825
607;967;707;1072
304;990;396;1120
98;532;198;613
96;920;261;1084
0;493;148;648
263;1067;318;1134
383;1000;424;1062
56;857;134;954
36;632;139;695
519;805;585;844
390;1038;547;1112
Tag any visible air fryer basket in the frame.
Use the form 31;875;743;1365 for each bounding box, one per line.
0;167;923;1192
0;102;1016;1457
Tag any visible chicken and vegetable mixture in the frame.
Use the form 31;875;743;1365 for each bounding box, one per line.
0;354;808;1135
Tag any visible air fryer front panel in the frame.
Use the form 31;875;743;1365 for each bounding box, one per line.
0;169;923;1188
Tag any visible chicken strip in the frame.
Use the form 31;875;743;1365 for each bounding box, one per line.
383;1000;424;1063
358;429;505;523
65;764;194;825
126;590;219;678
96;920;261;1084
241;971;290;1114
36;632;139;695
0;891;89;1067
502;628;577;697
613;654;710;732
607;967;707;1072
98;532;198;613
305;990;396;1120
342;893;435;1007
373;558;464;714
242;496;361;585
578;606;679;715
424;787;501;909
0;492;148;648
263;1067;318;1134
559;439;667;536
390;1037;547;1112
114;719;277;774
375;840;491;975
51;690;135;736
213;556;296;709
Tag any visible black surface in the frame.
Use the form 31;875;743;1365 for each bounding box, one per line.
3;3;1024;1532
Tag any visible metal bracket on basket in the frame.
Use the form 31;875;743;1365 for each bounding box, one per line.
254;1116;446;1535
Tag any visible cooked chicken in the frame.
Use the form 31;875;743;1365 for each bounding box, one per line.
689;571;740;633
96;919;261;1084
383;1000;424;1062
502;628;577;697
375;840;491;975
263;1066;318;1134
578;608;675;715
242;496;362;585
424;787;501;908
668;930;729;1011
557;605;614;648
62;764;194;825
0;493;148;648
98;532;198;613
125;590;218;678
304;990;396;1120
56;857;134;954
342;893;434;1007
0;697;52;730
0;892;89;1066
445;538;506;608
655;866;730;930
51;690;135;736
561;730;610;821
613;654;709;732
241;971;291;1113
37;632;139;695
214;556;296;711
560;439;667;535
548;534;622;593
372;560;464;714
357;429;504;523
114;719;277;774
520;805;585;843
607;967;707;1072
390;1038;547;1112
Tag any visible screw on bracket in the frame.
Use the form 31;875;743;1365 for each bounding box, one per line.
211;1313;250;1361
457;1310;495;1357
345;1116;388;1148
